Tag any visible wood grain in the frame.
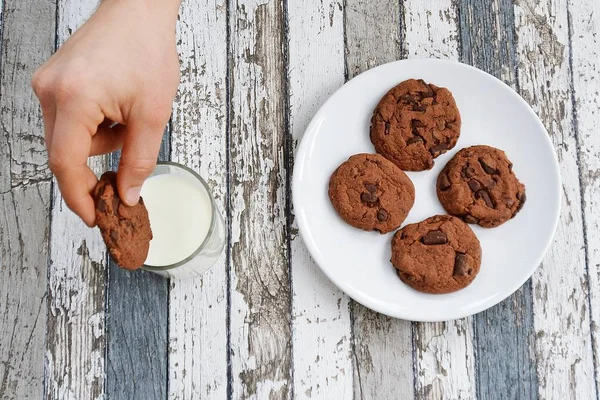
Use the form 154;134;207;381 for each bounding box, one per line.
0;0;54;397
287;1;353;399
0;186;50;400
168;0;229;398
403;2;476;399
45;2;109;400
458;1;539;398
567;0;600;393
514;0;597;398
344;2;415;399
106;260;168;400
228;1;292;398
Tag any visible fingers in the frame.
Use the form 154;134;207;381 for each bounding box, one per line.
117;114;168;206
49;109;99;227
32;67;57;149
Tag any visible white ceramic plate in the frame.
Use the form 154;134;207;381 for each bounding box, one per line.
293;59;561;322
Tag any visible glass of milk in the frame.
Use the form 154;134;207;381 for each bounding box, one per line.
140;162;225;279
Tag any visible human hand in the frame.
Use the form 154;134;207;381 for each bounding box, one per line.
32;0;181;226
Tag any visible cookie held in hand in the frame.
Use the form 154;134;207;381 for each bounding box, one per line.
328;153;415;234
94;171;153;270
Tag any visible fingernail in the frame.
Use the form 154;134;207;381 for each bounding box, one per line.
125;186;142;205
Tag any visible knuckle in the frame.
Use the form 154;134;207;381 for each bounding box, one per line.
31;68;53;98
48;153;69;174
142;104;172;129
121;157;156;178
54;76;85;103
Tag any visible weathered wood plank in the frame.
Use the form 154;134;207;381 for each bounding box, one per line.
0;0;54;397
287;1;353;399
568;0;600;393
228;1;292;398
514;0;597;398
344;2;414;399
167;0;229;398
106;243;168;399
46;2;108;400
458;1;539;398
345;0;404;79
403;2;477;399
0;186;51;400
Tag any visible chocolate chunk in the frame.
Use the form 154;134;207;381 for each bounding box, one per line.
453;253;470;276
406;136;424;145
421;88;435;98
476;190;495;208
377;208;389;222
417;80;436;98
468;179;482;192
97;198;107;213
479;158;498;175
421;230;448;245
111;196;120;215
412;104;427;112
502;194;515;208
508;163;513;171
110;230;119;243
463;215;479;224
462;165;476;179
411;119;425;132
516;191;527;212
399;94;415;103
438;174;451;191
429;142;449;156
364;183;377;194
384;121;390;135
445;122;456;130
486;180;497;189
360;192;378;205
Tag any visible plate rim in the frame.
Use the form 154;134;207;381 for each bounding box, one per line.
292;58;561;322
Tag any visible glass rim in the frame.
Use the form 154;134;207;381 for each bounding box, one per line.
142;161;217;272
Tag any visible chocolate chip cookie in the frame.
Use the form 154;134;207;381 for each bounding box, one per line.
437;145;526;228
94;171;153;270
370;79;461;171
391;215;481;294
328;153;415;234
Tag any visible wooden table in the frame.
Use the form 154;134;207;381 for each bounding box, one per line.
1;1;599;399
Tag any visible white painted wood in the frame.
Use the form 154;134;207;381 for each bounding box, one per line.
168;1;229;399
404;1;460;61
567;0;600;390
287;1;353;399
403;3;476;399
0;0;54;398
343;2;414;399
514;0;597;398
228;1;292;399
46;2;108;400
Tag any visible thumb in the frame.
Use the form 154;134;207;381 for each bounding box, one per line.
117;117;167;206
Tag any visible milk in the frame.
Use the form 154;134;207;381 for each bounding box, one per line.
141;173;213;267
